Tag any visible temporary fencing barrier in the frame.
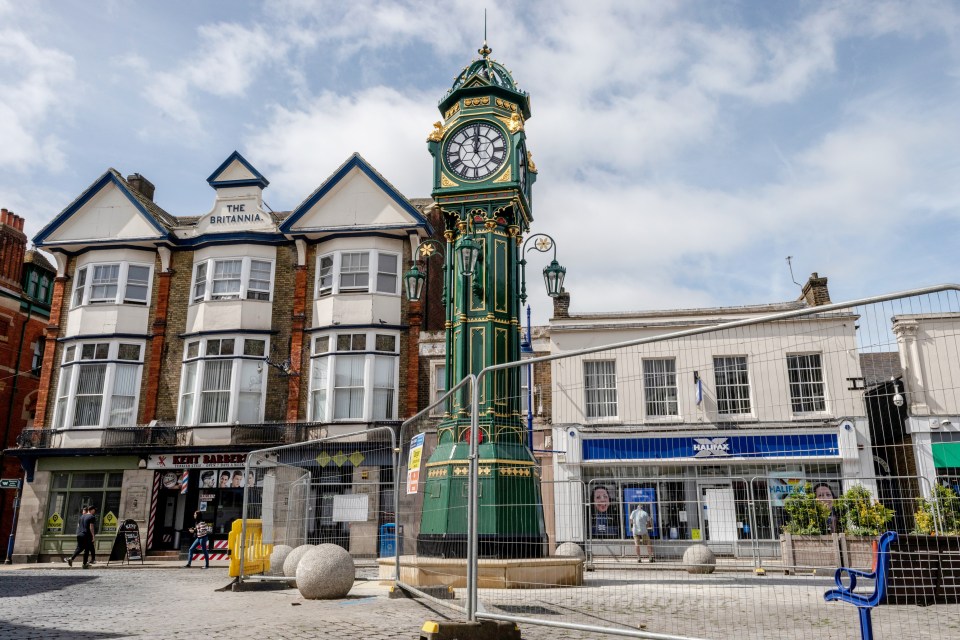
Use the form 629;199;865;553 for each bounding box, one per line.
466;284;960;639
236;424;398;582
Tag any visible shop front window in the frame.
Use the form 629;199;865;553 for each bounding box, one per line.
45;472;123;537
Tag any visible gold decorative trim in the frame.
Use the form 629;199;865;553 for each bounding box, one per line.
464;97;490;107
526;151;537;173
495;98;518;112
495;113;524;134
492;166;512;183
425;458;536;468
427;121;444;142
445;102;461;119
440;174;458;188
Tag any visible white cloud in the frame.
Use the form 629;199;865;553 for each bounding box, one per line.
244;86;438;206
137;22;289;134
0;29;75;171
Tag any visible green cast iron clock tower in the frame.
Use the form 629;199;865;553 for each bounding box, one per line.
417;41;546;559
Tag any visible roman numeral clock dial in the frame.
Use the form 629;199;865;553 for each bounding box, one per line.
444;123;507;180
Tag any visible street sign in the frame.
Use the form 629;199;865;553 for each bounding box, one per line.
0;479;20;489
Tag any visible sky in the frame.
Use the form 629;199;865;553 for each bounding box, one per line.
1;0;959;324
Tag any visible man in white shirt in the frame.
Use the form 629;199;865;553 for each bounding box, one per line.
629;504;654;563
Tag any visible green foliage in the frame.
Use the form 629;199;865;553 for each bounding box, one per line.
914;484;960;535
837;485;894;536
783;483;831;535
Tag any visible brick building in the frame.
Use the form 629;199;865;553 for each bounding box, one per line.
0;209;55;561
9;152;432;561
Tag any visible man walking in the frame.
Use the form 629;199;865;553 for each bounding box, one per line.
65;505;97;568
629;503;654;563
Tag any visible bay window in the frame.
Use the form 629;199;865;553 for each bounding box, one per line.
177;335;268;425
52;341;145;429
308;330;399;421
315;250;400;297
191;257;274;303
71;261;152;307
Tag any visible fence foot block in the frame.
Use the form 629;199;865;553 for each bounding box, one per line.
419;620;521;640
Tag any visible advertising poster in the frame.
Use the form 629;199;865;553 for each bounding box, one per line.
406;433;425;495
199;468;257;489
767;472;806;507
623;487;659;538
589;484;621;539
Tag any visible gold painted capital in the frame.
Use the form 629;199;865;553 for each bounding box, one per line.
492;166;512;183
527;151;537;173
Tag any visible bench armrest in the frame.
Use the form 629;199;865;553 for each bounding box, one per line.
834;566;876;592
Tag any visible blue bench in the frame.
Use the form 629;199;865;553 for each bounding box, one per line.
823;531;897;640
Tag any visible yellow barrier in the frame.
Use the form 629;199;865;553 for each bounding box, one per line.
228;519;273;578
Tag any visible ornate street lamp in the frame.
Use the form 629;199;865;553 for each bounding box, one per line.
519;233;565;305
456;235;481;277
403;264;426;302
403;239;447;303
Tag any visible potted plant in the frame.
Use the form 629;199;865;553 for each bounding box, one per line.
913;484;960;535
836;485;894;569
780;483;840;572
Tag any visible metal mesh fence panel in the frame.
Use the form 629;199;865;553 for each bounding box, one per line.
392;376;476;613
238;425;397;582
470;285;960;639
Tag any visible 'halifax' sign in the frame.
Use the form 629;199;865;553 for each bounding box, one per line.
582;433;839;462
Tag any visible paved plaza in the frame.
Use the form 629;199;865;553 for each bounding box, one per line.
0;563;958;640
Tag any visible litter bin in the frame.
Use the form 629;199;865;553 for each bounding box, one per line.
379;523;402;557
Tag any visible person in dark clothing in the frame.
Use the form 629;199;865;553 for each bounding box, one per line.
64;505;97;568
183;511;210;569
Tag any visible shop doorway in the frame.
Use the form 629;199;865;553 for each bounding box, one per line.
700;483;737;542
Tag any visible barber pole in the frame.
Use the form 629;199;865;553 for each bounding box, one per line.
146;471;161;549
192;539;231;561
180;470;189;495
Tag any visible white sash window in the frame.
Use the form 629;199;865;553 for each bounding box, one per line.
315;250;400;297
71;262;153;307
308;330;399;422
191;257;275;303
51;341;145;429
177;335;268;425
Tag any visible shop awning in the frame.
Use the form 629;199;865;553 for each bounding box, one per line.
932;442;960;468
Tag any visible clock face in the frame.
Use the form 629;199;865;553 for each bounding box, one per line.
444;122;507;181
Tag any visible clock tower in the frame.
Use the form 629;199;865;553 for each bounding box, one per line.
417;41;545;559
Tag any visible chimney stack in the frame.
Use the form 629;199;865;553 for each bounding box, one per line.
552;290;571;319
126;173;156;201
0;207;28;292
800;272;831;307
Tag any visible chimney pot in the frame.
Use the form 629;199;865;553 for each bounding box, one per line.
552;290;571;319
800;272;831;307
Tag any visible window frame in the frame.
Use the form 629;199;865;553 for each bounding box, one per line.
584;359;618;421
786;352;828;414
307;329;400;422
51;340;145;430
314;250;401;297
429;361;447;416
176;335;269;426
189;257;275;304
642;358;679;419
70;261;153;308
713;355;753;416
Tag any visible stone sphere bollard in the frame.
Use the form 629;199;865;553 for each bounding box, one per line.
268;545;293;576
296;543;356;600
682;544;717;574
283;544;317;582
555;542;586;560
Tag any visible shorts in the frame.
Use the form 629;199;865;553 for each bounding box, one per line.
633;532;651;543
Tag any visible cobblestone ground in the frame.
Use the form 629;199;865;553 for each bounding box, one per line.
0;564;957;640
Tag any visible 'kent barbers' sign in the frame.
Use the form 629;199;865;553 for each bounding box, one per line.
147;453;248;470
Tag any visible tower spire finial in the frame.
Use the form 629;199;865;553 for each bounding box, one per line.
479;9;491;58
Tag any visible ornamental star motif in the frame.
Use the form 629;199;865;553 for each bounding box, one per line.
535;237;552;252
